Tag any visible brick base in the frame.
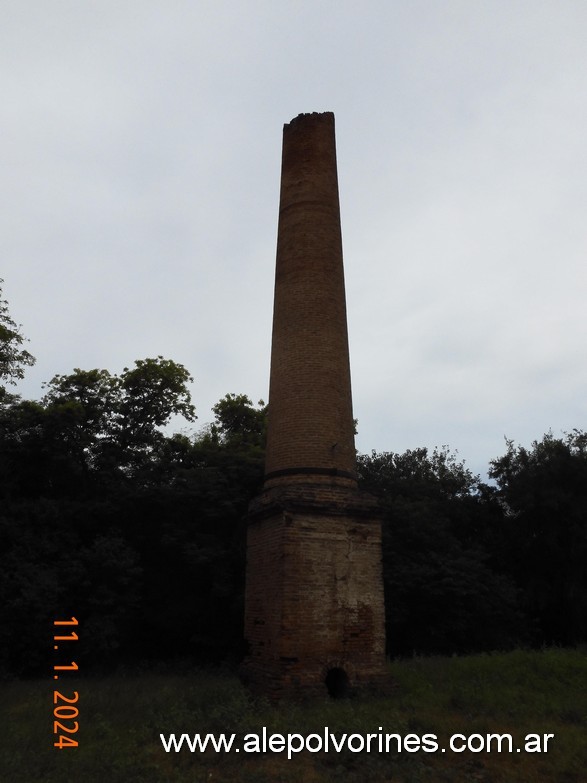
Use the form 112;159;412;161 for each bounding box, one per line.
242;484;387;700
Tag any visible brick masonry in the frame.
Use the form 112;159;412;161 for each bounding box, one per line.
264;112;356;485
242;112;387;698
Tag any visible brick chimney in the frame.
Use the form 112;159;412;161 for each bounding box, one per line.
242;112;387;699
264;112;357;489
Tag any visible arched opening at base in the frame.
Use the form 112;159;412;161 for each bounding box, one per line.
325;667;350;699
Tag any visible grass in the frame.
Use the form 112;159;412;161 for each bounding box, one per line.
2;648;586;782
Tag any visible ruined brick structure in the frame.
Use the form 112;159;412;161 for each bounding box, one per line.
242;112;386;698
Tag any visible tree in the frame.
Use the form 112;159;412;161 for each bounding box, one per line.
0;279;35;399
205;393;267;449
41;356;197;481
358;447;525;655
118;357;196;436
489;430;587;645
0;356;197;500
357;446;481;501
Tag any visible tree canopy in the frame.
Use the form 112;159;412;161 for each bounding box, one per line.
489;430;587;645
0;279;35;400
0;285;585;674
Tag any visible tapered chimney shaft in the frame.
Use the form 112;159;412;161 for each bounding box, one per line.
242;112;386;700
264;112;357;487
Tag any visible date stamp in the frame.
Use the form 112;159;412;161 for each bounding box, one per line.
53;617;79;749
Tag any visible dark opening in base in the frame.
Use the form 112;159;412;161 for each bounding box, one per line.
325;667;350;698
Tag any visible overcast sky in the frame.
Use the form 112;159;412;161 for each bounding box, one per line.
2;1;586;478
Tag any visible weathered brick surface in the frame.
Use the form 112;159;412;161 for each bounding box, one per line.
264;112;356;486
243;113;387;698
243;499;386;699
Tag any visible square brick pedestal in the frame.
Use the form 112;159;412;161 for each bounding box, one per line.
242;484;387;699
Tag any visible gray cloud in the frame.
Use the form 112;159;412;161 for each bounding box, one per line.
2;1;586;478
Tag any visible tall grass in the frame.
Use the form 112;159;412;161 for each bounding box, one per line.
2;648;585;782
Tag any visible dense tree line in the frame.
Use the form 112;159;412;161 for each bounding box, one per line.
1;282;586;675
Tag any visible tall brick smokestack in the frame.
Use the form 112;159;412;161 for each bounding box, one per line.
242;112;386;700
264;112;357;487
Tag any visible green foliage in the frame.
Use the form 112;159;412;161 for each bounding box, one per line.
0;324;584;676
357;446;480;500
489;430;587;646
0;356;197;500
205;392;267;448
0;279;35;400
192;392;267;512
2;650;585;783
40;356;196;480
0;384;264;674
119;357;195;424
0;497;143;675
358;447;526;656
